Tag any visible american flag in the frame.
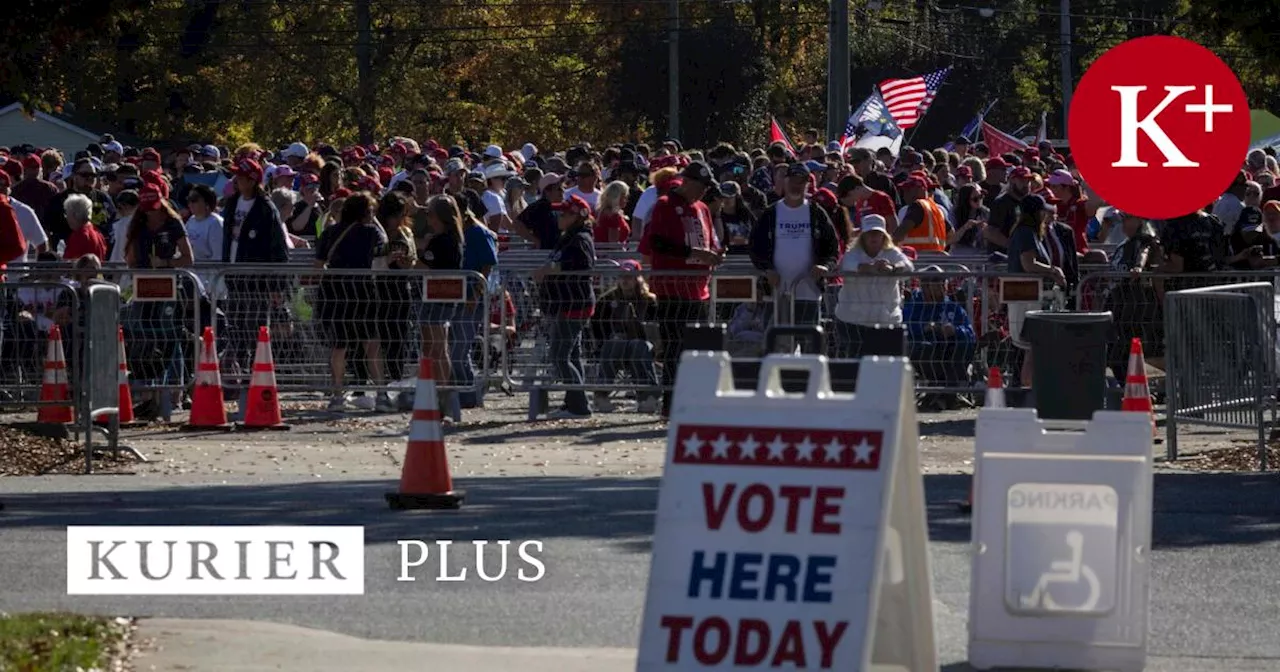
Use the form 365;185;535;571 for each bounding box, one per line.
879;67;952;129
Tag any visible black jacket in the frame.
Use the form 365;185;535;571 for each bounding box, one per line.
220;192;289;264
1049;220;1081;290
748;200;841;277
591;285;655;343
539;224;596;316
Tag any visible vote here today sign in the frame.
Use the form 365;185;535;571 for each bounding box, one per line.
638;423;888;670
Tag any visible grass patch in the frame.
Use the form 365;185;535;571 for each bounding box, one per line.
0;612;132;671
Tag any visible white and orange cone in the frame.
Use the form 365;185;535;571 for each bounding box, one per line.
961;367;1005;514
96;327;136;426
386;357;465;510
239;326;289;430
184;327;233;431
1121;338;1157;438
37;325;74;424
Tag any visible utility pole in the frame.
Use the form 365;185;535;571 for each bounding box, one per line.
826;0;851;142
668;0;680;141
355;0;375;144
1059;0;1073;136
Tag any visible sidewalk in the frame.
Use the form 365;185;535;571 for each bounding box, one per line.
135;619;637;672
135;619;1280;672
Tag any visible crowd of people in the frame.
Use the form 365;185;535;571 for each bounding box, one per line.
0;130;1274;419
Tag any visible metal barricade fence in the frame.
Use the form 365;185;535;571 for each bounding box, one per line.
0;280;80;409
502;266;1044;417
208;267;490;406
1165;282;1277;467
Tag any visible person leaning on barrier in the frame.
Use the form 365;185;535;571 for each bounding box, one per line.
125;185;193;270
904;268;976;410
534;194;597;420
637;160;723;420
1005;194;1067;388
372;192;419;407
833;214;913;359
749;162;841;327
590;259;660;414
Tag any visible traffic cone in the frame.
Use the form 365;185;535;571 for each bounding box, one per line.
386;358;465;510
183;327;233;431
96;327;137;427
37;325;74;424
239;326;290;431
1121;338;1157;438
960;367;1005;514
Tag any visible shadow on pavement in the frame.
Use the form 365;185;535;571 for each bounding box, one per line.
1;473;1277;549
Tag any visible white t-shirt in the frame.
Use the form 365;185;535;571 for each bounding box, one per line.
230;197;255;261
481;189;507;222
186;213;225;263
632;186;660;237
564;186;601;213
835;245;914;326
772;201;818;300
109;215;131;264
9;197;45;263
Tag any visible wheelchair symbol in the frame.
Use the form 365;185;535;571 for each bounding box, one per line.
1018;530;1101;612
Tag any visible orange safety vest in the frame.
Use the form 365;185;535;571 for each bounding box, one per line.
902;198;947;252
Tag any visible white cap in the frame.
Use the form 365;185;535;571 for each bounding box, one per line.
283;142;309;159
102;141;124;155
860;214;887;233
521;143;538;161
483;144;504;159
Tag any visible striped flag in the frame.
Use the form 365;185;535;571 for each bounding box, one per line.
878;67;952;129
839;91;902;149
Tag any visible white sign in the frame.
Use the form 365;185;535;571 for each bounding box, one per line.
637;353;936;671
67;526;365;595
968;408;1153;672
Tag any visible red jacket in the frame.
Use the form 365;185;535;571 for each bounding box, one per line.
0;195;27;280
638;191;718;301
64;223;107;261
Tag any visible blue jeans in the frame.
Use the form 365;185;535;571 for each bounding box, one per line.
597;338;659;398
448;303;483;407
549;317;590;415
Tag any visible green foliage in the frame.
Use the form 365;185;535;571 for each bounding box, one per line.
0;612;128;671
1;0;1275;150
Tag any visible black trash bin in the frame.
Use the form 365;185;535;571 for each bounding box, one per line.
1023;311;1114;420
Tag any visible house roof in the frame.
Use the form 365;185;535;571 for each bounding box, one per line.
0;102;103;144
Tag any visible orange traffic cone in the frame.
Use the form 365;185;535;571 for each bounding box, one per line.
239;326;289;431
97;327;136;427
183;327;233;431
386;358;465;510
1121;337;1157;438
37;325;74;424
961;367;1005;514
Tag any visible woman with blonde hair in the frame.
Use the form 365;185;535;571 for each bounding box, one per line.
594;180;632;243
833;214;913;358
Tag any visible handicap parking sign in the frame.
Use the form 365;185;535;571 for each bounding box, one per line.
1004;483;1119;616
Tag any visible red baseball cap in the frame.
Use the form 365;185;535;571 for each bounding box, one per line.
137;185;165;213
333;187;353;199
0;160;19;186
234;158;263;180
985;157;1009;170
1009;166;1033;180
814;187;838;212
551;194;591;218
899;176;928;191
954;165;972;178
299;173;320;188
141;148;162;162
21;155;40;171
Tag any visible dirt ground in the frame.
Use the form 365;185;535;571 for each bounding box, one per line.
2;389;1264;481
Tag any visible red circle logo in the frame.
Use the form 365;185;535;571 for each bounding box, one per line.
1068;36;1250;220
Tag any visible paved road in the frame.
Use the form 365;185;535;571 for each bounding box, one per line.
3;471;1280;668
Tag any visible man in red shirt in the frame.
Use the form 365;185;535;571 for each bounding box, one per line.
0;192;26;281
62;193;107;262
638;160;723;418
835;174;897;234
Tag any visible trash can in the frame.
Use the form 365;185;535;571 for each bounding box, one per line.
1023;311;1114;420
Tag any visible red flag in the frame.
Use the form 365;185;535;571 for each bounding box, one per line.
769;117;796;157
981;120;1028;158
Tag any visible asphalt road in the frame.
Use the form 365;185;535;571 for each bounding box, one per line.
3;471;1280;669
